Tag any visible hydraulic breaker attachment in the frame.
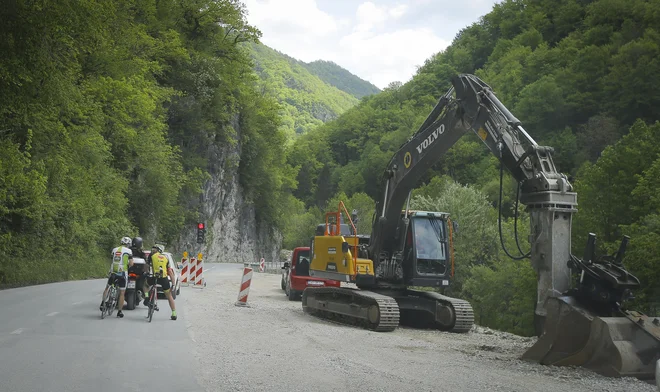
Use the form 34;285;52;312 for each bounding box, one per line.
522;234;660;380
522;296;660;379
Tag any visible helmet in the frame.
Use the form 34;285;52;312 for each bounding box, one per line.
132;237;143;249
152;244;164;253
120;236;132;247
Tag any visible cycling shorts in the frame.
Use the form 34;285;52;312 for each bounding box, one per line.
147;276;171;291
107;272;127;290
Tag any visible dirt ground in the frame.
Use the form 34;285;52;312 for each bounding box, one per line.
181;263;657;392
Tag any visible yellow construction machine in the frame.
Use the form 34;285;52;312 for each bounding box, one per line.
302;73;660;382
304;202;470;332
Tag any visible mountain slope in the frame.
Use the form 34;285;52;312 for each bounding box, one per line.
280;0;660;334
0;1;291;286
301;60;381;99
248;43;359;138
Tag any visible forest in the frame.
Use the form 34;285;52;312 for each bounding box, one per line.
0;0;295;285
248;43;362;139
279;0;660;335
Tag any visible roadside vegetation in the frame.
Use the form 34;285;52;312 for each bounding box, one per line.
0;0;293;285
279;0;660;335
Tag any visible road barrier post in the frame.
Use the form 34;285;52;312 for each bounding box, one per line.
180;257;190;286
192;257;205;288
189;257;196;286
235;267;253;307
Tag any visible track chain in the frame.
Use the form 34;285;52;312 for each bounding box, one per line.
361;290;400;332
302;287;400;332
412;290;474;333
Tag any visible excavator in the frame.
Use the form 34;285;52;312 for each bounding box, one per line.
302;73;660;382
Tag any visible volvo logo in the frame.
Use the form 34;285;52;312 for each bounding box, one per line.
416;124;445;154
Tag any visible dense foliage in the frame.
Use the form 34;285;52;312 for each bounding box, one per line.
0;0;293;285
279;0;660;335
301;60;381;99
248;44;361;138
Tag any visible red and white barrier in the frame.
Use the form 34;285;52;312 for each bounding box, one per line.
179;255;205;289
180;258;190;285
259;257;265;273
235;267;253;307
193;257;205;288
188;257;196;286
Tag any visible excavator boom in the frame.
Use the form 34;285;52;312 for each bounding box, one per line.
303;74;660;381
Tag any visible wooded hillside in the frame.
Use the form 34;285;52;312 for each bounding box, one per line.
279;0;660;335
301;60;381;99
0;0;295;285
248;43;382;139
248;43;360;138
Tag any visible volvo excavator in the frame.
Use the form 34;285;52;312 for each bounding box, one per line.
302;73;660;382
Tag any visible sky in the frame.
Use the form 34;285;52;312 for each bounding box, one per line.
241;0;502;89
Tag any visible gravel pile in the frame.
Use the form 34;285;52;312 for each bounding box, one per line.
181;263;657;392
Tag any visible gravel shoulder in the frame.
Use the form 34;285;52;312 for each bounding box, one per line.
181;263;656;392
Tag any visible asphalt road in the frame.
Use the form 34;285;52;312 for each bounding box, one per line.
3;263;656;392
0;277;205;392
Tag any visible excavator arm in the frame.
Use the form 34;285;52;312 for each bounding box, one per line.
369;74;576;327
366;74;659;380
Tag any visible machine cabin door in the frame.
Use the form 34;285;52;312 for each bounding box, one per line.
404;216;451;285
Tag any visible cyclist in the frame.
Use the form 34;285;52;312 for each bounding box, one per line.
144;244;177;320
100;236;134;318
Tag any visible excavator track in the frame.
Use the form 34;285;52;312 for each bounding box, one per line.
446;298;475;332
404;289;475;333
302;287;400;332
382;289;474;333
302;286;475;333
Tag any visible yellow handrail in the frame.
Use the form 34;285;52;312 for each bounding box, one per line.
337;201;358;273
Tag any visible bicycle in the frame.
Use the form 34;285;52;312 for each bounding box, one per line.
146;266;164;323
101;273;120;319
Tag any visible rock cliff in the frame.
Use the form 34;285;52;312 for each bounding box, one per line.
171;125;282;265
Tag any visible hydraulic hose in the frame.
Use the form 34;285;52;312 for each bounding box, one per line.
498;159;531;260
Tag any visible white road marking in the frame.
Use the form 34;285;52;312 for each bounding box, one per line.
72;301;82;305
46;312;59;317
10;328;24;335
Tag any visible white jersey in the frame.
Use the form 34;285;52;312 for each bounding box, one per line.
110;246;133;273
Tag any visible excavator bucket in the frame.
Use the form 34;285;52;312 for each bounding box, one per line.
522;296;660;380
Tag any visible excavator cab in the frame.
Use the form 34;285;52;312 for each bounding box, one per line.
401;212;454;288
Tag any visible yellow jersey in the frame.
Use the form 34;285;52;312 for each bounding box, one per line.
150;252;169;277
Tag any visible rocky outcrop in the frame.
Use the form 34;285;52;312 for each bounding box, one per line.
171;120;282;265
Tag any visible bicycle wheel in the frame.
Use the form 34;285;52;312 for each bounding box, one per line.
147;288;155;323
101;289;111;319
107;286;117;317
